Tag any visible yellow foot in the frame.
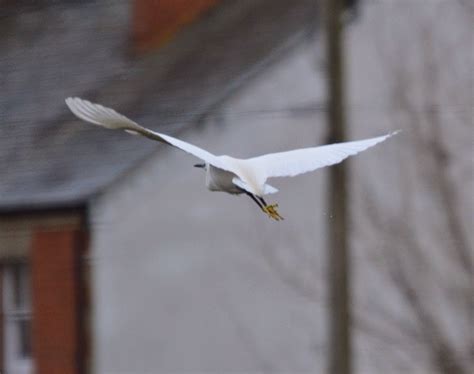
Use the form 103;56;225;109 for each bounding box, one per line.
263;204;284;221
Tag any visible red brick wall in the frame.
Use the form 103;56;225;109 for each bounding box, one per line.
132;0;221;53
31;228;87;374
0;266;3;373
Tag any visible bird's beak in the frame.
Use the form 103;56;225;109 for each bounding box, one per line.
194;163;206;168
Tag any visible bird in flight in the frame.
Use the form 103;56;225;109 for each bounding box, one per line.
66;97;397;221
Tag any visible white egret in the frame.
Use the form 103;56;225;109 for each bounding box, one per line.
66;97;398;221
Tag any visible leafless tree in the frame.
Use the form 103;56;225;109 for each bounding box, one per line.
353;2;473;373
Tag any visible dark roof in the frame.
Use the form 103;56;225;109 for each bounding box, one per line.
0;0;318;213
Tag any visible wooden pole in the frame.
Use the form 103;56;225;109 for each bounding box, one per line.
325;0;351;373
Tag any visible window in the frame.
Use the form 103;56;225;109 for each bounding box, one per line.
2;263;33;374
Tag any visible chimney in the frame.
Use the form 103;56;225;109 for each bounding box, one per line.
132;0;221;54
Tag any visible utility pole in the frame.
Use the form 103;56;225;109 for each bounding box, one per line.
324;0;351;373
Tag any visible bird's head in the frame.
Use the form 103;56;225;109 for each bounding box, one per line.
193;163;206;170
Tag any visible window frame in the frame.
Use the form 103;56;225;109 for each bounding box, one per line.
2;262;33;374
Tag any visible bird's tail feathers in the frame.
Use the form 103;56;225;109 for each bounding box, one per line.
263;184;279;195
232;177;278;196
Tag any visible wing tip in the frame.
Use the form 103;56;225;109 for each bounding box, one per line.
65;96;87;111
376;130;401;144
64;96;74;107
65;96;113;128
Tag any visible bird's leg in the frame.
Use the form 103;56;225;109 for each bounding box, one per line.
245;191;266;212
242;191;283;221
245;192;280;220
257;197;284;221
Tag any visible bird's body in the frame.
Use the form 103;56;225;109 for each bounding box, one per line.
65;97;398;221
205;164;242;194
203;162;277;195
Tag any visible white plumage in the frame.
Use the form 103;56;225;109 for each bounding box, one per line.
66;97;398;220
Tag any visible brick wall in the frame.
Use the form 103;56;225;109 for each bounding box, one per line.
0;267;3;373
132;0;221;53
31;227;87;374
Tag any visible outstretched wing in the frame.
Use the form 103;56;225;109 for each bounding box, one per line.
65;97;230;171
246;132;398;180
